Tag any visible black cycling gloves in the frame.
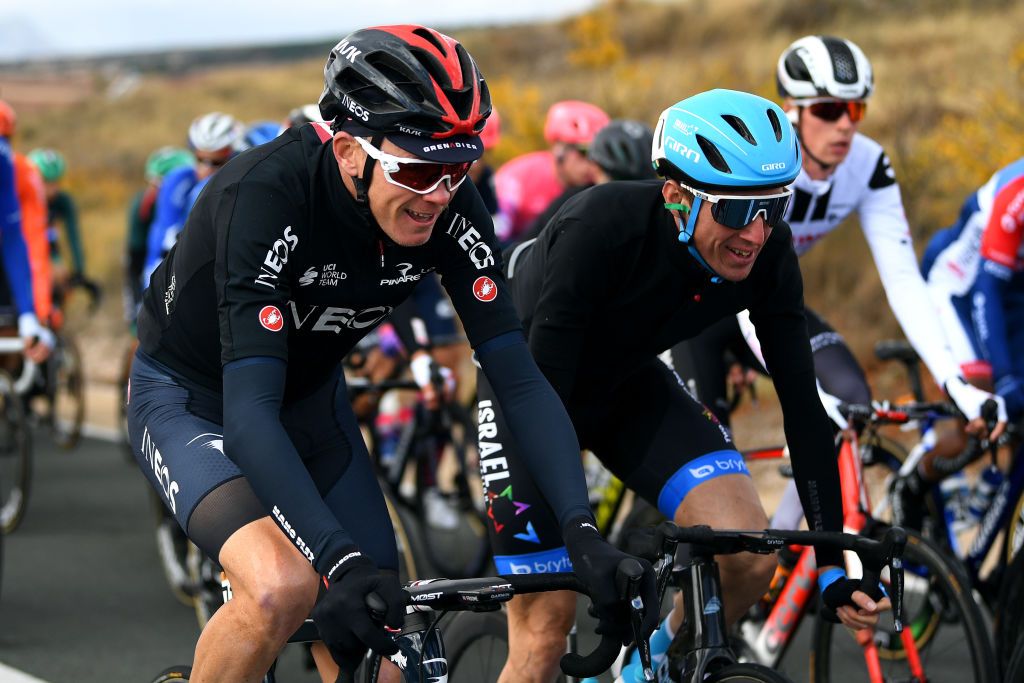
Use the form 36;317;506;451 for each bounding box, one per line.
563;515;659;645
311;546;405;671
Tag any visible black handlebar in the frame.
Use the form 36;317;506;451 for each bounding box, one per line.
641;522;908;630
348;523;908;682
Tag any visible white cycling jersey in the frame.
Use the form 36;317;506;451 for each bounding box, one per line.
742;132;960;387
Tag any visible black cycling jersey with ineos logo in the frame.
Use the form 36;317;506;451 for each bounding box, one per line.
509;181;842;556
138;123;519;401
133;123;600;575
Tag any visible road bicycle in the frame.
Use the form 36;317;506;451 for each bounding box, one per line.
441;521;908;683
0;338;35;534
873;340;1024;674
151;557;650;683
347;373;490;580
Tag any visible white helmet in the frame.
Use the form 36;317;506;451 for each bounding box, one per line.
188;112;243;152
776;36;873;101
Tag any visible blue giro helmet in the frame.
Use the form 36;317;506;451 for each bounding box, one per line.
652;89;801;192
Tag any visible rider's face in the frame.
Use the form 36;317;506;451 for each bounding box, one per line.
335;134;459;247
663;181;778;282
789;100;861;171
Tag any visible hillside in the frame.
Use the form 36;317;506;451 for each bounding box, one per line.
3;0;1022;392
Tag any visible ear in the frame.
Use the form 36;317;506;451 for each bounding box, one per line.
783;100;800;126
332;132;363;176
661;180;691;212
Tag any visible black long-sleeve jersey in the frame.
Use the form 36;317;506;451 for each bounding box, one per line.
510;180;843;546
136;123;591;572
139;123;520;399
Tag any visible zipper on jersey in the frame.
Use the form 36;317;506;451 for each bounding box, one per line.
378;239;385;269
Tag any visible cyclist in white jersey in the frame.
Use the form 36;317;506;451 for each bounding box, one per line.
669;35;1005;532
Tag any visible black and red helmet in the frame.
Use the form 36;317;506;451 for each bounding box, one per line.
319;25;491;141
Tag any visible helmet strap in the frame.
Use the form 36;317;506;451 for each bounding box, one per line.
352;133;385;204
670;198;722;284
796;109;835;172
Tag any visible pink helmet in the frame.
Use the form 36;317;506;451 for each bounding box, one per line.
479;106;501;150
0;99;15;137
543;100;609;146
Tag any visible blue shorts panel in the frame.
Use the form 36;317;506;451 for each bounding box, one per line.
127;351;239;532
657;450;751;519
494;546;572;575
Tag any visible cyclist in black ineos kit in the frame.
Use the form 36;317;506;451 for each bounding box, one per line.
126;24;657;683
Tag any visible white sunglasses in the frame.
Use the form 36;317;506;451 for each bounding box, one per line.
355;137;474;195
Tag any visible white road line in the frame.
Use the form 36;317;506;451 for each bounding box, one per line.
0;662;51;683
81;422;123;443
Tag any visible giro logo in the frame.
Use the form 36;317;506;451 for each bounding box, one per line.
473;276;497;302
665;136;701;164
259;305;284;332
380;262;422;286
761;162;787;171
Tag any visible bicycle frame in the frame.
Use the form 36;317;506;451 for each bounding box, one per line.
743;430;924;682
945;442;1024;579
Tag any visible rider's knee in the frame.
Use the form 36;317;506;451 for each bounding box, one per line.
719;550;776;594
243;560;318;640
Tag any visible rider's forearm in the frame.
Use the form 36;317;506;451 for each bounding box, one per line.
476;332;593;528
223;357;354;573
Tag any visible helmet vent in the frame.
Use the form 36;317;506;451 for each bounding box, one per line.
720;115;756;145
784;52;812;82
368;54;427;106
412;27;449;57
766;108;784;142
822;36;858;84
695;134;732;174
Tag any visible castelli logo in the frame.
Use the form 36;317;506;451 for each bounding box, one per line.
259;305;284;332
473;276;497;302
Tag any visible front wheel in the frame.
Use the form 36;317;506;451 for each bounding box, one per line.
443;610;512;683
993;543;1024;676
706;662;793;682
150;665;191;682
45;334;85;450
810;527;997;683
0;374;32;534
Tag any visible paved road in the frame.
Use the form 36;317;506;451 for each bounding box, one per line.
0;430;981;682
0;432;317;683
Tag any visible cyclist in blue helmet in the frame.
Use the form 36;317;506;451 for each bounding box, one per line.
484;89;886;682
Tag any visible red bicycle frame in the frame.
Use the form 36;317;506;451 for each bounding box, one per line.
744;435;926;681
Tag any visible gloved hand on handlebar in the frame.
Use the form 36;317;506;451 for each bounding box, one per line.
410;351;456;410
563;516;659;645
995;375;1024;421
944;376;1007;440
311;547;405;672
819;566;890;631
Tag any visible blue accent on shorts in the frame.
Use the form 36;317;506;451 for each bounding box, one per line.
657;449;750;518
494;546;573;575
